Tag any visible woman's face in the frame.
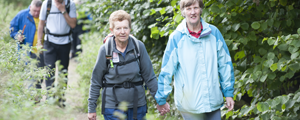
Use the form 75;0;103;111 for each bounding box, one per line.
110;20;131;43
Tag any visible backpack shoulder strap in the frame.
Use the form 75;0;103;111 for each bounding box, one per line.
129;35;140;57
66;0;70;13
104;36;114;58
46;0;51;20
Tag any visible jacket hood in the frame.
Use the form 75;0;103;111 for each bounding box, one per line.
175;18;212;39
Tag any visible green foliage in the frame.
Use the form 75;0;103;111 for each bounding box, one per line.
76;32;103;114
78;0;300;119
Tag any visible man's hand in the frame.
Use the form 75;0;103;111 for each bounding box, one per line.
36;40;43;49
54;0;66;12
88;113;97;120
156;102;170;116
16;34;24;42
225;97;235;111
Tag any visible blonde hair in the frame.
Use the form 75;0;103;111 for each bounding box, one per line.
109;10;131;29
180;0;204;17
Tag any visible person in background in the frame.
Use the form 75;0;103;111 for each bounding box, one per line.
70;0;92;58
37;0;77;107
10;0;45;99
155;0;235;119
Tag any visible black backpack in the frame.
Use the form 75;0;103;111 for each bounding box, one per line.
45;0;71;37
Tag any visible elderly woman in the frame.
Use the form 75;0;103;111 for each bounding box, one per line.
88;10;158;120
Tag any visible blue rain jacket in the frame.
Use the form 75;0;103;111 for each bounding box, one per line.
155;18;235;113
10;8;36;47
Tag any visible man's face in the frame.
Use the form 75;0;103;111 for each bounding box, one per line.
30;5;41;18
184;2;202;26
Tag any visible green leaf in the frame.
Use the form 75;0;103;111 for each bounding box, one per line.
239;106;255;116
210;5;220;13
232;43;240;50
268;72;276;80
174;14;183;23
150;9;156;15
254;56;262;63
288;46;299;53
280;76;285;82
291;52;299;60
285;100;295;109
232;23;240;31
159;8;166;15
282;104;286;110
275;111;283;116
257;102;269;112
293;92;300;102
260;74;268;82
267;38;275;45
286;19;292;26
226;111;233;119
279;0;287;6
264;59;274;67
270;63;278;72
294;106;300;114
267;98;281;108
258;48;267;55
279;95;289;105
289;63;300;71
234;51;245;61
268;52;275;59
171;0;177;7
282;65;287;71
261;22;268;31
241;23;249;30
251;22;260;29
277;44;288;51
288;5;294;10
249;31;257;41
240;38;249;45
298;28;300;34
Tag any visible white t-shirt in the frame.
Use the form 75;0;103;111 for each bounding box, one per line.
39;0;77;45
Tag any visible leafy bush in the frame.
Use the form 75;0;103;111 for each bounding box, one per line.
77;0;300;119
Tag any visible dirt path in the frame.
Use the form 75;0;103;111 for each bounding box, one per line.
65;58;87;120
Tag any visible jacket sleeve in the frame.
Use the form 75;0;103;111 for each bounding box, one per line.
138;41;158;99
216;29;235;97
155;33;179;105
88;45;107;113
10;12;22;40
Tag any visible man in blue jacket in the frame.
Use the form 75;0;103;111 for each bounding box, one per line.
155;0;235;119
10;0;45;91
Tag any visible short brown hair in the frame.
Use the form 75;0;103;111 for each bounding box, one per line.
180;0;204;17
109;10;131;29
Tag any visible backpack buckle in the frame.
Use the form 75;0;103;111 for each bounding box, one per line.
122;81;132;89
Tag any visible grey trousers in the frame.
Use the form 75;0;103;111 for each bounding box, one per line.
180;109;221;120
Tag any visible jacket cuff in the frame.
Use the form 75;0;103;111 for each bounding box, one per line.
88;107;96;113
157;99;166;106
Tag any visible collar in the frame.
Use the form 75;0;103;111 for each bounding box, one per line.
187;22;203;35
176;18;211;38
113;36;135;54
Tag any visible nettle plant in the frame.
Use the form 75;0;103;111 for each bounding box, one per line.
0;35;69;119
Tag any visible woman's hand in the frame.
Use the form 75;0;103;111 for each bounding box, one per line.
225;97;235;111
88;113;97;120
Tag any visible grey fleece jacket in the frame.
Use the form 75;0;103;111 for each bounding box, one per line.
88;37;158;113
